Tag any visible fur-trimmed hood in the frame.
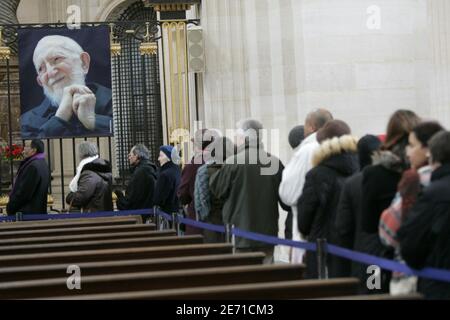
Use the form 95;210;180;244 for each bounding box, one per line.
312;135;359;175
313;135;358;166
371;150;405;173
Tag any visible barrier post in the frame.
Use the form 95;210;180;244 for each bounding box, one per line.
225;223;232;243
15;212;23;222
316;238;328;279
172;212;180;235
225;224;236;253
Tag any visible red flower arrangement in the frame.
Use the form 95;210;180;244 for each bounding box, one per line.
0;144;24;161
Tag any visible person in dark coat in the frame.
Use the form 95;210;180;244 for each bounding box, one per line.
358;109;420;293
66;141;113;212
335;135;381;277
7;139;50;215
114;144;157;210
210;119;289;264
153;145;182;215
397;130;450;299
178;129;216;235
297;120;359;278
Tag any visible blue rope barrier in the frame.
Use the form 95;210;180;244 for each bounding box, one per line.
233;228;317;251
0;216;16;223
178;217;226;233
174;218;450;284
20;208;154;221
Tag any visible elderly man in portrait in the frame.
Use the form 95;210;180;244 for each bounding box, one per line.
20;35;113;138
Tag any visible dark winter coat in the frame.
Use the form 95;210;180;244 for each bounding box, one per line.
178;153;210;235
116;160;157;210
335;172;365;277
398;163;450;299
209;142;288;249
7;154;50;215
356;150;403;293
66;158;113;212
153;161;181;214
297;135;359;279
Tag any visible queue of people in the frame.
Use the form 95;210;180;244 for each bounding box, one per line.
5;109;450;299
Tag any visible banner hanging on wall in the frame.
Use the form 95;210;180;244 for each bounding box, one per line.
18;25;113;139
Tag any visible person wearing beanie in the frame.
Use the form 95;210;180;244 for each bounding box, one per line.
288;125;305;150
153;145;182;215
281;125;305;262
297;120;359;278
335;134;381;281
178;129;216;235
279;109;333;264
357;135;382;169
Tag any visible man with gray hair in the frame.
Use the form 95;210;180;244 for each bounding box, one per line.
21;35;113;138
210;119;288;263
279;108;333;264
66;141;112;212
114;144;157;210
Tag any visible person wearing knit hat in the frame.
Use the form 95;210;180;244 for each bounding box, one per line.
288;125;305;150
283;125;305;248
153;145;181;215
357;135;381;169
159;145;181;165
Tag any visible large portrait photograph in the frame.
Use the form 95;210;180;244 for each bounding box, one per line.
18;26;113;139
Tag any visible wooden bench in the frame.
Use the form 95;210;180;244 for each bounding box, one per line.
0;243;234;267
0;235;204;255
0;216;143;232
0;264;306;299
46;278;360;300
0;223;156;240
0;229;177;246
0;252;266;282
315;293;424;300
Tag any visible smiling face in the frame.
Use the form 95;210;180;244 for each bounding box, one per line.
33;36;90;105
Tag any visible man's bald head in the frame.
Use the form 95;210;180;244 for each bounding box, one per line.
304;108;333;137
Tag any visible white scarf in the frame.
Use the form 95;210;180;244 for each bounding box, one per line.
69;155;99;192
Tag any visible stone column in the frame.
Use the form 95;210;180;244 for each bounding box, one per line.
428;0;450;128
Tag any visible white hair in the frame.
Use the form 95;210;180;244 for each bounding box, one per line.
33;35;84;71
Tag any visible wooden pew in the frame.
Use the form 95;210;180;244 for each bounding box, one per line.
315;293;424;300
0;243;234;267
0;235;204;255
0;252;266;282
0;230;176;246
46;278;360;300
0;223;156;240
0;216;143;231
0;264;306;299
